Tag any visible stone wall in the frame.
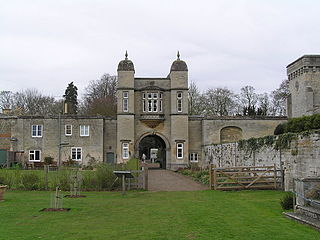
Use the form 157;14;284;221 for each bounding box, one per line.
0;117;14;150
202;117;287;145
205;132;320;191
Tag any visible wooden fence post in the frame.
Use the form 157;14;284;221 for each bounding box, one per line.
273;164;277;190
213;168;217;190
209;164;213;190
143;166;148;191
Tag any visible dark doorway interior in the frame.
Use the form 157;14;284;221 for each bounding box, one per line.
139;135;166;169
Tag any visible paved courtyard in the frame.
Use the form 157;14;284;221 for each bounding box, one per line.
148;169;208;191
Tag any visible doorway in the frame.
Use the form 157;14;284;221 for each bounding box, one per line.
138;135;166;169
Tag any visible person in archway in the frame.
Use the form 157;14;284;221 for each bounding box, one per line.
141;153;146;163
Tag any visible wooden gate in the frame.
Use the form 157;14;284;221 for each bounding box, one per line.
210;165;282;190
126;169;148;190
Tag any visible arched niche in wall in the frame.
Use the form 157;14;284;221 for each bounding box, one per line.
220;126;243;144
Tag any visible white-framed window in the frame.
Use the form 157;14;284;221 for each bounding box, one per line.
177;91;183;112
71;147;82;161
29;150;41;162
189;152;199;162
31;125;42;137
122;143;129;159
159;93;163;112
65;124;72;136
123;91;128;112
143;91;162;113
80;125;89;136
177;143;184;159
142;92;146;112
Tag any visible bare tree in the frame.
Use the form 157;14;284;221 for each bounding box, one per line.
11;89;59;115
257;92;270;115
0;91;14;110
240;86;258;115
270;79;289;116
204;87;237;116
81;74;117;116
188;80;205;115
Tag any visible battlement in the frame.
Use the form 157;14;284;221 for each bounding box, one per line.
287;55;320;81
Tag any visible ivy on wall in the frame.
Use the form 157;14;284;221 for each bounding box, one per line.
237;132;299;153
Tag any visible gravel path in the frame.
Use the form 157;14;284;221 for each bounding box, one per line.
148;169;209;191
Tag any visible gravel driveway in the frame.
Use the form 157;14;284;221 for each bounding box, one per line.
148;169;208;191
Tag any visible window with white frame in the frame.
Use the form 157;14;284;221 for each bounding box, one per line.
142;91;163;113
123;91;129;112
65;124;72;136
122;143;129;159
189;152;199;162
177;91;183;112
80;125;89;136
177;143;184;159
29;150;41;161
31;125;42;137
71;147;82;161
142;92;146;112
159;92;163;112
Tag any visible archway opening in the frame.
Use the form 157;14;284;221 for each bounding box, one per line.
220;126;243;143
139;135;166;169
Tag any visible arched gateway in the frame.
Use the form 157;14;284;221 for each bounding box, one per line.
138;134;166;168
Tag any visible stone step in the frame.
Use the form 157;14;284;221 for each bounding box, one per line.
284;212;320;231
296;205;320;221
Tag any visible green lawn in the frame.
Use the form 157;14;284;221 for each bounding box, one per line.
0;190;319;240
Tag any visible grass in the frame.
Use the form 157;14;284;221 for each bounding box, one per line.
0;190;319;240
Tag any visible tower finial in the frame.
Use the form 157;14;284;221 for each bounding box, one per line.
177;51;180;60
125;50;128;60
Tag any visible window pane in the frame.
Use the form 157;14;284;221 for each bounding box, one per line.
38;125;42;136
30;151;34;160
123;99;128;112
35;151;40;160
153;100;157;112
72;149;76;160
148;100;152;112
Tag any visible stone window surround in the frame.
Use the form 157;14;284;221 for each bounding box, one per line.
80;125;90;136
65;124;72;136
177;91;183;112
31;125;42;138
176;142;184;159
123;91;129;112
29;150;41;162
189;152;199;162
71;147;82;161
142;91;163;113
122;142;129;159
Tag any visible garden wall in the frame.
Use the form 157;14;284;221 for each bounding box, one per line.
204;131;320;191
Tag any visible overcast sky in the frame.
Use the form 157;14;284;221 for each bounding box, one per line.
1;0;319;98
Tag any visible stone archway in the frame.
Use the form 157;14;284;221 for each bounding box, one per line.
138;134;167;169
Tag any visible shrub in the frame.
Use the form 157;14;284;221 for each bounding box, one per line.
44;156;54;165
280;192;294;210
21;172;40;190
274;123;285;135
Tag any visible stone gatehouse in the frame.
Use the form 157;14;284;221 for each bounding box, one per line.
3;53;317;170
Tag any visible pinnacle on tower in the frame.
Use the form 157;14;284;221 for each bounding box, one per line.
125;50;128;60
177;51;180;60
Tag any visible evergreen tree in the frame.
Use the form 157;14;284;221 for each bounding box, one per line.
63;82;78;114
